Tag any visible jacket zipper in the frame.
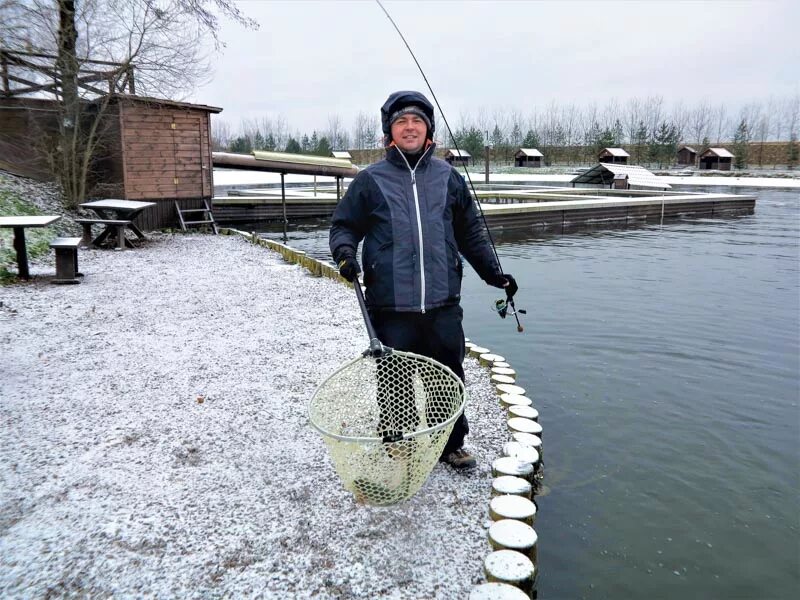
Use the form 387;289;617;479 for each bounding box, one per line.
398;145;433;314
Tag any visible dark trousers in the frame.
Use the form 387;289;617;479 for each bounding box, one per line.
369;305;469;456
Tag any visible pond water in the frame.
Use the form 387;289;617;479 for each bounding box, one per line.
248;185;799;598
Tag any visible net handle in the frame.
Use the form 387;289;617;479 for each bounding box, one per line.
353;278;385;356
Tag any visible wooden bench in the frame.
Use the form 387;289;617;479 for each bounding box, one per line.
49;237;83;284
74;218;133;250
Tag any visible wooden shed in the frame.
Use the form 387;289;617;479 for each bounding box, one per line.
0;94;220;229
444;149;472;167
598;148;629;164
93;95;221;229
677;146;697;166
698;147;733;171
514;148;544;167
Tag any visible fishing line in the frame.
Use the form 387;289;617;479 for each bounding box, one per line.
375;0;524;332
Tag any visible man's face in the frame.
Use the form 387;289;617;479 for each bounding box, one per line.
390;113;428;153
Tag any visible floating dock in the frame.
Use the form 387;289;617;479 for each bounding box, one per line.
212;186;755;230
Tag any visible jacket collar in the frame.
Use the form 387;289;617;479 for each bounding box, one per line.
385;141;437;171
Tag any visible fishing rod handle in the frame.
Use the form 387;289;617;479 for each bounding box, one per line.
353;278;383;351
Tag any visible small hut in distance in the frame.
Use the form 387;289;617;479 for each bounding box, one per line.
514;148;544;167
698;148;733;170
444;149;472;167
598;148;629;164
677;146;697;166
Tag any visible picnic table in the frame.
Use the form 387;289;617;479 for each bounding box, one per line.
78;199;156;249
0;215;62;279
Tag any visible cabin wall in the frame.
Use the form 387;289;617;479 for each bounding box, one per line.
118;102;214;229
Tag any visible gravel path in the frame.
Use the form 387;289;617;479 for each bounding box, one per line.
1;233;508;599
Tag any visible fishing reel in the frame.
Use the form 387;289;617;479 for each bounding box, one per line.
493;297;527;332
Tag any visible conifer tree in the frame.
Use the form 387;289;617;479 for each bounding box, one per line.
732;119;750;169
285;137;301;154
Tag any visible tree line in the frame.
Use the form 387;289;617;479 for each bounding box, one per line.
212;95;800;168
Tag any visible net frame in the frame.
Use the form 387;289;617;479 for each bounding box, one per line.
309;348;467;505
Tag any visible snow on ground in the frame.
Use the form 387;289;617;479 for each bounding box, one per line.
0;233;509;599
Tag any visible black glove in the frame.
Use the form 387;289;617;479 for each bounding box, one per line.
490;273;518;299
338;255;361;282
503;274;518;299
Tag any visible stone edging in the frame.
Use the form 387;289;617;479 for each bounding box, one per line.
219;227;543;598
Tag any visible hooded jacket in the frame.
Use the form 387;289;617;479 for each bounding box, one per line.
330;93;502;312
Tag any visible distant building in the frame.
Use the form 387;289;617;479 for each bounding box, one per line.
331;151;352;160
444;149;472;167
598;147;629;164
514;148;544;167
698;147;733;170
570;163;670;191
677;146;697;166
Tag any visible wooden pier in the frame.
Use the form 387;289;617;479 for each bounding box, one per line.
212;188;755;230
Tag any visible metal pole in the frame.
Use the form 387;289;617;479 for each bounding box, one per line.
336;176;341;200
485;144;490;184
281;172;288;243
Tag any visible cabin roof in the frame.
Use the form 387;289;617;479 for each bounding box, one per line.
445;149;472;158
516;148;544;157
570;163;671;189
600;147;630;157
702;147;734;158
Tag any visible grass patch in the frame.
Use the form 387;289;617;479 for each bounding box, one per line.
0;179;60;282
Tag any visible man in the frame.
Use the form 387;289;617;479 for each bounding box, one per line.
329;90;517;470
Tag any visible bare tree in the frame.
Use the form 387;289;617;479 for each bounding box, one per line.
713;104;728;145
670;100;689;145
688;101;713;147
210;117;232;151
352;110;375;150
643;95;664;141
623;98;642;146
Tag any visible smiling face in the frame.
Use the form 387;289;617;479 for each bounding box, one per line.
390;113;428;153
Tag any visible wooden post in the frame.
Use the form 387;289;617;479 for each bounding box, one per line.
281;172;288;243
484;550;536;595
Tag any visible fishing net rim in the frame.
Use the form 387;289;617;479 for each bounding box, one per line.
308;348;466;443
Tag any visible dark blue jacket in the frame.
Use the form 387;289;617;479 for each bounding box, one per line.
330;143;502;312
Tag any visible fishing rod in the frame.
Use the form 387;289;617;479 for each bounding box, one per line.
375;0;524;333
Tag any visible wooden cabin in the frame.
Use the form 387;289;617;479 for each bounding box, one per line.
93;95;221;229
0;94;221;229
444;149;472;166
698;147;733;171
677;146;697;166
514;148;544;167
598;148;629;164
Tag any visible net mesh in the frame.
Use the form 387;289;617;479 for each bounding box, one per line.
309;349;466;506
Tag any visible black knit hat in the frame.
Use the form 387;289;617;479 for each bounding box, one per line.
388;105;432;132
381;90;436;140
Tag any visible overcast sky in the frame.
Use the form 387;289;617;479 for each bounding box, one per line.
192;0;798;134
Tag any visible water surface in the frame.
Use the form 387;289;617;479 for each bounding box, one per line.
252;186;799;598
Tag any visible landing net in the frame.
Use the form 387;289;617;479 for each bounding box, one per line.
309;349;465;506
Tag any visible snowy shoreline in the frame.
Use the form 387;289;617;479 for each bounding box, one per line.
1;233;510;599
